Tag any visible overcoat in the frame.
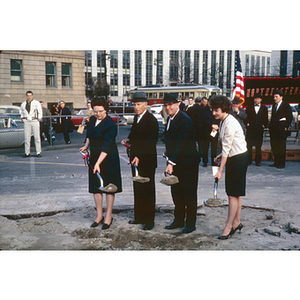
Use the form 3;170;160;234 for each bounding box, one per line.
86;115;122;194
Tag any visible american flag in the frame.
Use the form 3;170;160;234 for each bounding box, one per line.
232;50;245;106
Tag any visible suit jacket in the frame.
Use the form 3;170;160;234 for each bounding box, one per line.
228;106;247;129
269;101;293;139
186;104;204;140
164;110;199;171
245;104;268;140
202;105;220;140
128;111;159;171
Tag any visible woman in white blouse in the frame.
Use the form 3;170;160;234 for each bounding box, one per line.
210;95;248;240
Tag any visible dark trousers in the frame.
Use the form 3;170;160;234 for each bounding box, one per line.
63;131;70;143
40;123;50;145
171;163;198;226
270;137;286;167
132;167;156;224
247;138;263;164
202;136;218;165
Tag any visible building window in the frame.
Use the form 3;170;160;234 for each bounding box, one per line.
146;50;153;86
262;57;265;77
11;60;23;82
219;50;224;89
245;55;250;76
135;50;142;86
202;51;208;84
226;51;232;94
156;50;163;84
194;51;199;84
62;63;72;87
46;62;56;87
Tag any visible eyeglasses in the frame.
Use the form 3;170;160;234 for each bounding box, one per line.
94;110;106;114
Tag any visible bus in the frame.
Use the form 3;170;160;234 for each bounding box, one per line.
128;84;222;105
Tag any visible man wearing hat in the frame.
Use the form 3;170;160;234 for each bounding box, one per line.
228;97;247;131
163;93;199;234
245;93;268;166
121;92;159;230
269;90;293;169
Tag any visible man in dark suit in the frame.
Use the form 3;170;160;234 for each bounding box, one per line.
228;97;247;131
186;96;204;162
201;96;220;167
121;92;159;230
245;93;268;166
269;90;293;169
163;93;199;234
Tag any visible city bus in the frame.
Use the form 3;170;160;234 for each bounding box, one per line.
128;84;222;105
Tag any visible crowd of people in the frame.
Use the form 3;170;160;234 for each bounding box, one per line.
19;89;294;239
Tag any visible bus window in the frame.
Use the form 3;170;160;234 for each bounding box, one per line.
190;92;194;98
153;93;157;99
185;92;189;98
149;93;153;98
159;92;163;99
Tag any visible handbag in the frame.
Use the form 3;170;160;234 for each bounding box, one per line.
77;124;85;134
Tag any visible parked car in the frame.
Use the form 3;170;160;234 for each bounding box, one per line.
70;109;125;127
0;105;22;121
0;116;27;149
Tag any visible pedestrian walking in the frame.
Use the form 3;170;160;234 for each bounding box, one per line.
20;91;42;157
57;101;72;144
40;101;51;145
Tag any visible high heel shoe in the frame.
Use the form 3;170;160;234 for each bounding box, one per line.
230;223;243;236
217;232;231;240
90;217;104;228
102;217;113;230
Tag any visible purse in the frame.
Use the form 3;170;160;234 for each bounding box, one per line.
77;124;85;134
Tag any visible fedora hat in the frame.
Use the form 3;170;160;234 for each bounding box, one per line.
131;92;149;102
162;93;178;103
232;97;241;104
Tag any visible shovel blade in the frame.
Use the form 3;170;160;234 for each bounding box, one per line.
131;176;150;183
98;183;118;193
160;175;179;186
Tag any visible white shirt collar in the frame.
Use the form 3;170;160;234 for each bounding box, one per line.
137;109;147;123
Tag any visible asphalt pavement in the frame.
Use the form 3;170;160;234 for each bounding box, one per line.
0;125;300;217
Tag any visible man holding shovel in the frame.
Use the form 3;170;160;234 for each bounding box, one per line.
121;92;159;230
163;93;199;234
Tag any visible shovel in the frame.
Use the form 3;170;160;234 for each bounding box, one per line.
78;149;118;193
204;166;223;207
121;142;150;183
160;153;179;186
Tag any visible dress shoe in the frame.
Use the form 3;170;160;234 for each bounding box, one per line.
277;165;285;169
182;225;196;234
165;220;184;229
36;153;42;158
269;163;277;167
23;154;30;158
102;217;113;230
90;217;104;228
66;141;71;144
143;223;154;230
218;232;230;240
230;223;243;236
128;219;140;224
255;163;261;166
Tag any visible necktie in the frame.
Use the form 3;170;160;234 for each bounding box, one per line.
166;117;172;131
274;104;278;112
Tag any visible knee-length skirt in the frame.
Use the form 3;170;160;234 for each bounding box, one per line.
88;150;122;194
225;151;248;197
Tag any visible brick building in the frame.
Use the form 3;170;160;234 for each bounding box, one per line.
0;50;86;111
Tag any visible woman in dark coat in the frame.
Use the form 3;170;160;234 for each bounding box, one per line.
58;101;72;144
80;97;122;229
